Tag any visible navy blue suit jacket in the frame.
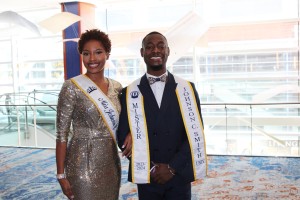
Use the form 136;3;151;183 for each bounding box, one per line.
117;72;204;186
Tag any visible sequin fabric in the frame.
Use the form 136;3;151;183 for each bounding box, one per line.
56;78;122;200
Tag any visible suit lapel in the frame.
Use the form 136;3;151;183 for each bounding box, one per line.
152;73;178;131
137;74;159;110
137;73;178;131
160;73;177;113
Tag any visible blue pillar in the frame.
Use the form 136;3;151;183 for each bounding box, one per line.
61;2;95;80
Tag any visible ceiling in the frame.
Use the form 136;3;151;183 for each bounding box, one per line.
0;0;203;61
0;0;131;12
0;0;62;12
0;0;193;13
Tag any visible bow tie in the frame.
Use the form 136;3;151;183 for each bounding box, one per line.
148;74;167;85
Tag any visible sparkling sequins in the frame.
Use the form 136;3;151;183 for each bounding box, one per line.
56;79;122;200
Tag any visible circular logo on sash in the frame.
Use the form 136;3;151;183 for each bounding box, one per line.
130;91;139;98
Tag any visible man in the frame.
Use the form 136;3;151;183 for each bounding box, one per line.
117;31;207;200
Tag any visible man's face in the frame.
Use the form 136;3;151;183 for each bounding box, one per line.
140;34;170;72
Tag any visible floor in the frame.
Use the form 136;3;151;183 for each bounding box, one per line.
1;147;300;200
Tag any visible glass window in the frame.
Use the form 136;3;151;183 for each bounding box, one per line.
0;0;299;155
0;41;11;62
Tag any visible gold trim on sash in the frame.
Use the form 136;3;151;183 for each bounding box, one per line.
71;75;119;145
174;75;207;179
127;75;207;183
126;78;151;183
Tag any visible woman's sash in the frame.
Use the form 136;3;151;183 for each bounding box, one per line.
71;75;119;144
126;78;151;183
174;75;207;180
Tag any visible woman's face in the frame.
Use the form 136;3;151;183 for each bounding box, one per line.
82;39;109;75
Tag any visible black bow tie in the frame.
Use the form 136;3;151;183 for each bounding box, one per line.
148;74;167;85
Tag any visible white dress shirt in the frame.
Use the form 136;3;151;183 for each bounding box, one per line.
146;72;168;108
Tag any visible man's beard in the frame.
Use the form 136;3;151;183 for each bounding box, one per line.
149;64;163;71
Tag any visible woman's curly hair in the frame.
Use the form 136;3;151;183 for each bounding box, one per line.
77;29;111;54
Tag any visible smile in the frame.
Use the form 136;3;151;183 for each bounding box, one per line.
88;63;99;68
150;57;162;61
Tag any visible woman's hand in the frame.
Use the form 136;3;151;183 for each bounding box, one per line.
58;178;74;200
122;132;132;158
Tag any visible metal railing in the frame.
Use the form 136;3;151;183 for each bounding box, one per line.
202;102;300;157
0;94;299;156
0;90;59;148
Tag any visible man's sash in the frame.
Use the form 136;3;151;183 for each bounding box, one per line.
126;78;151;183
127;76;207;183
174;75;207;180
71;75;119;144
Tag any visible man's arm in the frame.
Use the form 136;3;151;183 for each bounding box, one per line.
117;87;131;153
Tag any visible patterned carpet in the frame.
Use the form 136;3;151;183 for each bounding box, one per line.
0;147;300;200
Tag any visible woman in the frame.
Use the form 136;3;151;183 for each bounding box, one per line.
56;29;131;200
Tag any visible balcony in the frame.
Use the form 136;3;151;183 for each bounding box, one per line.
0;91;299;157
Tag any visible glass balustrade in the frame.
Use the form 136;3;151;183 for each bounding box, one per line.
203;103;300;157
0;90;58;148
0;91;299;157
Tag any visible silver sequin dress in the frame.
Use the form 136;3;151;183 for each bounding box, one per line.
56;78;122;200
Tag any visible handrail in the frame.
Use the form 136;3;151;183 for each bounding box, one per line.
0;104;57;106
0;102;298;106
202;102;300;105
0;101;299;154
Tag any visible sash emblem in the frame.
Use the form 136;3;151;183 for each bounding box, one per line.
131;91;139;98
71;75;119;145
87;86;97;93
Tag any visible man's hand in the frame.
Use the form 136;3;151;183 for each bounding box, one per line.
150;162;175;184
122;132;132;158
